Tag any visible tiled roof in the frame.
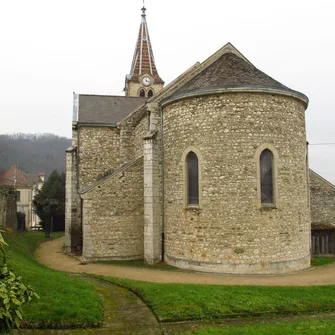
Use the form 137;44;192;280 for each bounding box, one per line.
26;172;45;184
172;51;305;99
128;6;163;83
0;166;44;187
78;95;147;124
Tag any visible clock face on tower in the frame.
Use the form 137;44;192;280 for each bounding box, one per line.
142;76;151;86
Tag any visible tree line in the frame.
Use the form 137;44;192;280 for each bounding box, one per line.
0;133;71;175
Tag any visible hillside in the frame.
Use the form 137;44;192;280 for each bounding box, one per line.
0;133;71;175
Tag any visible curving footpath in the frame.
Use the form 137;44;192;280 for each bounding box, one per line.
14;276;162;335
36;237;335;286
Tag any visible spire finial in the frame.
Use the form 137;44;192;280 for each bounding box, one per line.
141;0;146;17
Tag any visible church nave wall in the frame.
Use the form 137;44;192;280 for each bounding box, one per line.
78;126;120;188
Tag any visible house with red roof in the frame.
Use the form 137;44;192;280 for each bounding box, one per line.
0;165;45;229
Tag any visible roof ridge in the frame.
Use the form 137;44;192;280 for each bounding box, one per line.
167;45;308;107
144;43;249;105
0;165;33;186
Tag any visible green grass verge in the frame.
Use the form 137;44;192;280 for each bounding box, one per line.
3;231;103;328
101;256;335;271
95;275;335;322
179;318;335;335
311;256;335;267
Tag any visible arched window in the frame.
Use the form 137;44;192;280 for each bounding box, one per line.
139;89;145;97
148;90;153;97
187;151;199;205
260;149;274;203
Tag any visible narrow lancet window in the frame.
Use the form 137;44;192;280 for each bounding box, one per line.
187;151;199;205
260;149;274;203
140;89;145;97
148;90;153;97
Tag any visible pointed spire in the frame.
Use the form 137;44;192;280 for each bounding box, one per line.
141;1;146;17
128;5;163;83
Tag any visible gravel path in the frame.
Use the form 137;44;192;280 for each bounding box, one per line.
35;237;335;286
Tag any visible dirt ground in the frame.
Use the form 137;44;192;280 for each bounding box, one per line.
36;237;335;286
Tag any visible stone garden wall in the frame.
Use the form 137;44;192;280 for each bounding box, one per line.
0;190;17;230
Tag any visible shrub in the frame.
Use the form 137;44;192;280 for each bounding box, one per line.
0;229;39;332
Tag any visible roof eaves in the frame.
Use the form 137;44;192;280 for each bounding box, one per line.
312;223;335;230
156;42;252;100
145;43;251;105
66;146;77;153
161;86;309;108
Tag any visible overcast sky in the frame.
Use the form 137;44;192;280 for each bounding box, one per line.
0;0;334;183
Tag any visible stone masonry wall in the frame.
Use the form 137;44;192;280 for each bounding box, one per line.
163;93;310;274
142;103;162;263
72;128;78;147
78;126;120;189
119;125;134;164
134;114;149;156
310;170;335;229
0;191;17;230
128;82;164;98
81;158;144;260
65;147;80;251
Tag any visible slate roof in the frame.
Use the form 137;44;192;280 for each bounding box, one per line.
78;95;147;124
172;51;307;101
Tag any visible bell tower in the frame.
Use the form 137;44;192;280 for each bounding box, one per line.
124;5;164;97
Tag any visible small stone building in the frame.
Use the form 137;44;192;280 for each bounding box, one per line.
65;6;333;274
309;170;335;254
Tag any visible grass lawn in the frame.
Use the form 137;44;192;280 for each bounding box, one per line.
3;231;103;328
179;318;335;335
3;231;335;331
96;275;335;322
311;256;335;267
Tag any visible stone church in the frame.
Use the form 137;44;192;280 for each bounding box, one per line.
65;6;335;274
